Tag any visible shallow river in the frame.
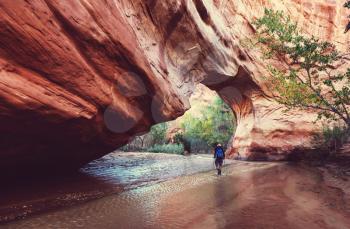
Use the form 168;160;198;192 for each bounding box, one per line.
81;152;234;188
2;153;350;229
0;152;232;224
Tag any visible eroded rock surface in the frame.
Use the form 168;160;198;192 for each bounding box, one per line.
0;0;349;173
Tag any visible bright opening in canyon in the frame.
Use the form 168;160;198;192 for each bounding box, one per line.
121;84;236;156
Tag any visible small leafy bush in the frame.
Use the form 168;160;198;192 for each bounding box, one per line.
147;144;184;155
322;125;349;151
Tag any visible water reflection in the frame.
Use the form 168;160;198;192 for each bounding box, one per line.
81;152;232;188
1;152;233;225
5;162;350;229
213;179;229;228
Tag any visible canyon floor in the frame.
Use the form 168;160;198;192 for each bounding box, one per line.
0;153;235;224
1;152;350;229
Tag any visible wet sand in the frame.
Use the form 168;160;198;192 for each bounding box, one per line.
3;160;350;229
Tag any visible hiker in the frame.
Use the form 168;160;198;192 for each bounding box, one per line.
214;143;225;175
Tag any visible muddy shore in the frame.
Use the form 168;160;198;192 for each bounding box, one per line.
2;155;350;228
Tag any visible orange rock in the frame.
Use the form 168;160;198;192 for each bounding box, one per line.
0;0;348;174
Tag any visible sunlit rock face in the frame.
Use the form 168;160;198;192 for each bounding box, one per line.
206;0;350;160
0;0;348;173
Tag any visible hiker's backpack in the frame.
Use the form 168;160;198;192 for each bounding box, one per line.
215;147;224;159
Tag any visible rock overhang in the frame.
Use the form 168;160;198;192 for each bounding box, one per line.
0;0;348;175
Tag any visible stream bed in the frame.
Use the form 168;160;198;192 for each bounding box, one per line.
0;152;233;224
2;152;350;229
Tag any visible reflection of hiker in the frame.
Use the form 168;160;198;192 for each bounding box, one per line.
214;143;225;175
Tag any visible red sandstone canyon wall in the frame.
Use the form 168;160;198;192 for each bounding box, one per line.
0;0;348;174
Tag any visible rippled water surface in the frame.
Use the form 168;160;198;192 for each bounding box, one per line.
3;153;350;229
81;152;234;189
0;152;233;225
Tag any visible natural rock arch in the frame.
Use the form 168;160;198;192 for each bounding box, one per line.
201;67;316;161
0;0;348;175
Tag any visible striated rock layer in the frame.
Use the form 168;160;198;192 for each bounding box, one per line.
0;0;349;174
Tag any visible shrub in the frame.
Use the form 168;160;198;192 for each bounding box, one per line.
322;125;349;151
150;123;168;145
185;137;212;154
147;144;184;155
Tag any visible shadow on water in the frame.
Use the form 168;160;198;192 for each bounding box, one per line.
0;170;119;223
0;152;227;224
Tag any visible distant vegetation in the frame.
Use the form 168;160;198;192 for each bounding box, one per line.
179;97;235;152
121;123;169;152
149;122;168;145
121;96;235;154
322;125;349;151
147;144;184;154
254;9;350;150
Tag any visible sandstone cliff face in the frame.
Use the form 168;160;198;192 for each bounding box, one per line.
0;0;349;173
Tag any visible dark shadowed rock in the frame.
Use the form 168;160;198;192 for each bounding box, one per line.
0;0;349;175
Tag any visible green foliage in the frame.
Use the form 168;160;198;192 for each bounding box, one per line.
254;9;350;128
173;133;184;144
150;123;168;145
122;96;235;154
184;138;211;153
323;125;348;145
322;125;350;151
181;96;235;148
147;144;184;154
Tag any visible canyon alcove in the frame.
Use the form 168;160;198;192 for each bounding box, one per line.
0;0;349;176
1;0;350;228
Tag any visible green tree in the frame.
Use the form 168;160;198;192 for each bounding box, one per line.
150;123;168;145
254;9;350;128
181;96;235;147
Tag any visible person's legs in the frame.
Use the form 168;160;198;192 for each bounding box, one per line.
215;159;219;170
215;159;223;175
218;159;223;175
